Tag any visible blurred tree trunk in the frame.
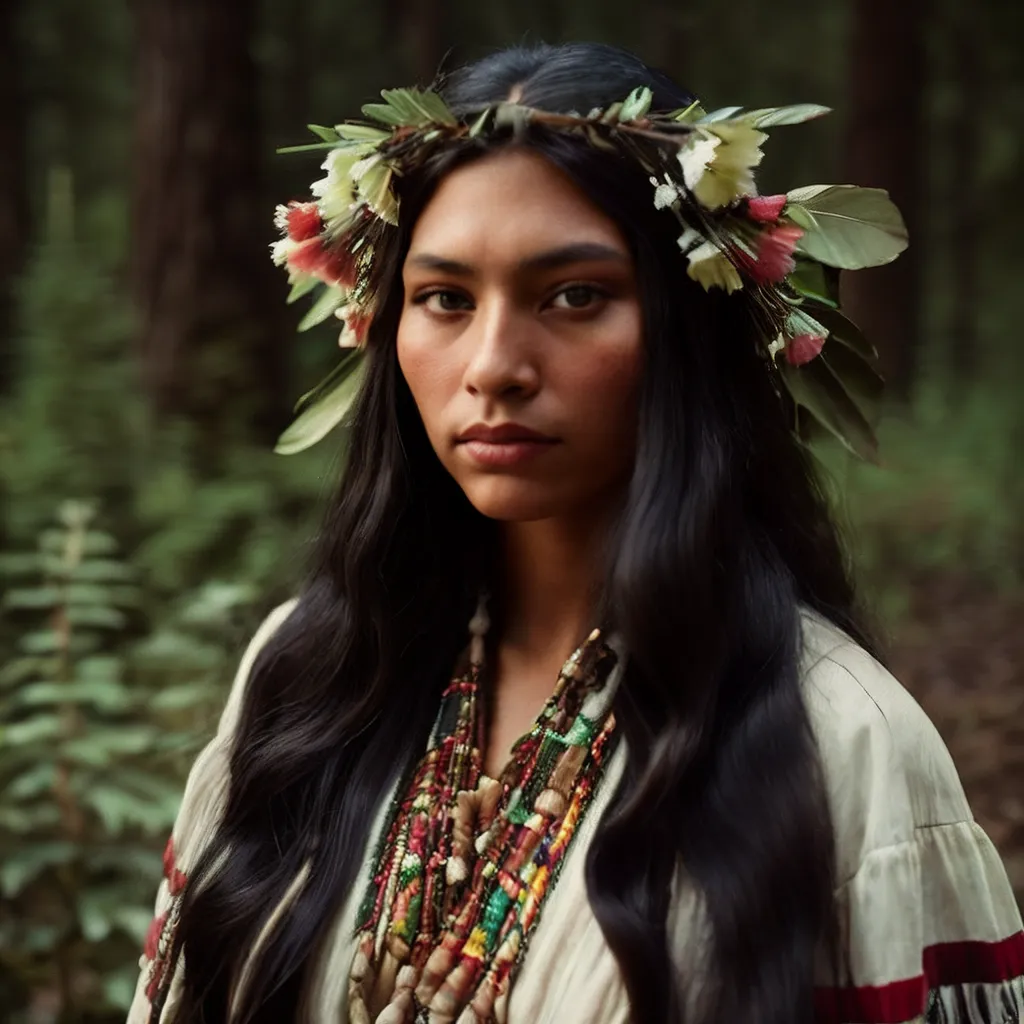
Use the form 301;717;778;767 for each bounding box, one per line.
386;0;448;84
646;0;694;85
0;0;28;395
132;0;287;446
949;6;983;382
841;0;928;402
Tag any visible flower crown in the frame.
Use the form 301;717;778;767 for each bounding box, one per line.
271;86;907;458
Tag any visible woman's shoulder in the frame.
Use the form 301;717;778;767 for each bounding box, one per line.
797;608;972;873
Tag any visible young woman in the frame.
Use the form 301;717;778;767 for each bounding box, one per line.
129;42;1024;1024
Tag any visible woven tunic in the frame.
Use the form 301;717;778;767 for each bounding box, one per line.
128;600;1024;1024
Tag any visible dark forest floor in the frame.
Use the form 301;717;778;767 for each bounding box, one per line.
884;573;1024;907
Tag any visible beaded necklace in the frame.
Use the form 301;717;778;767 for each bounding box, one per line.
347;596;621;1024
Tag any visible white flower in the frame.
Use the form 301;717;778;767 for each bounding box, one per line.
679;123;768;210
653;182;679;210
270;237;296;267
678;134;721;192
676;226;704;253
311;145;372;228
686;240;744;294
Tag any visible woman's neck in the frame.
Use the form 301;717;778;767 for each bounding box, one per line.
496;512;608;660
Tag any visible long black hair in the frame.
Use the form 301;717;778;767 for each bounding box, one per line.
170;42;873;1024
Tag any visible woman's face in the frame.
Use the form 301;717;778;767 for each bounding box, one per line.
397;148;644;523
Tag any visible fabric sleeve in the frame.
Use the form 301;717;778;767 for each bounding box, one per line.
126;598;298;1024
815;820;1024;1023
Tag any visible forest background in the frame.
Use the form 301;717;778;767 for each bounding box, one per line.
0;0;1021;1020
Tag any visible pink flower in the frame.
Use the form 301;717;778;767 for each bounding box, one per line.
287;237;357;289
747;194;787;223
744;224;803;285
144;912;167;960
785;333;826;365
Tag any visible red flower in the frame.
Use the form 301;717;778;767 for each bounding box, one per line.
341;307;373;346
144;912;167;960
287;237;357;289
285;201;323;242
747;194;787;223
785;333;826;365
744;224;803;285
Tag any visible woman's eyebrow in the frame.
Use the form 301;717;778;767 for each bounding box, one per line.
406;242;629;277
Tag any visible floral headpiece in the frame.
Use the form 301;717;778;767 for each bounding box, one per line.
271;86;907;458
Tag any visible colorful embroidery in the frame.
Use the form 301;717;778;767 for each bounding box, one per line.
348;602;621;1024
142;834;187;1016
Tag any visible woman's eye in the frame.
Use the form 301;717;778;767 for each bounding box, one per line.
416;290;472;313
551;285;605;310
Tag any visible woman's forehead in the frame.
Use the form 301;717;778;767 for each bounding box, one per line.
405;149;630;270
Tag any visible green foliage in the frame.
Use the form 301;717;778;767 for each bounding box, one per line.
820;379;1024;621
0;502;266;1018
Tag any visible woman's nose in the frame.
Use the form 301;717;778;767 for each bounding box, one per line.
461;297;541;400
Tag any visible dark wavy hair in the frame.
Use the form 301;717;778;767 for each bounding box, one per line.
169;41;873;1024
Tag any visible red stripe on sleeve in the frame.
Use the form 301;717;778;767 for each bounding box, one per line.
923;930;1024;986
814;930;1024;1023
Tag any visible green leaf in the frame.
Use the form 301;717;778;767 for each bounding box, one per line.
16;678;130;712
276;141;342;154
6;762;56;800
335;123;390;142
820;338;885;424
786;307;829;340
2;586;61;610
0;552;44;575
19;628;62;654
306;123;340;142
81;785;170;833
66;604;127;630
697;105;744;123
363;88;457;128
786;185;908;269
292;348;363;416
779;358;878;461
787;259;840;307
619;87;654;122
2;714;63;747
297;284;345;332
467;108;492;138
0;656;49;688
801;303;877;361
740;104;831;127
286;275;320;304
68;559;135;583
670;101;705;123
1;841;78;897
275;355;368;455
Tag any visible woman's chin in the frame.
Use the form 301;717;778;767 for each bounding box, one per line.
460;478;571;523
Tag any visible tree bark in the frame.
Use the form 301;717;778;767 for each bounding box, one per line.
385;0;448;84
841;0;928;402
0;0;29;395
949;5;983;383
132;0;287;445
646;0;694;86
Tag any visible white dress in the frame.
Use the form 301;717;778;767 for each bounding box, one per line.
128;600;1024;1024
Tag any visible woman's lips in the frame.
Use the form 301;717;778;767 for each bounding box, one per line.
454;421;560;468
458;438;560;467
